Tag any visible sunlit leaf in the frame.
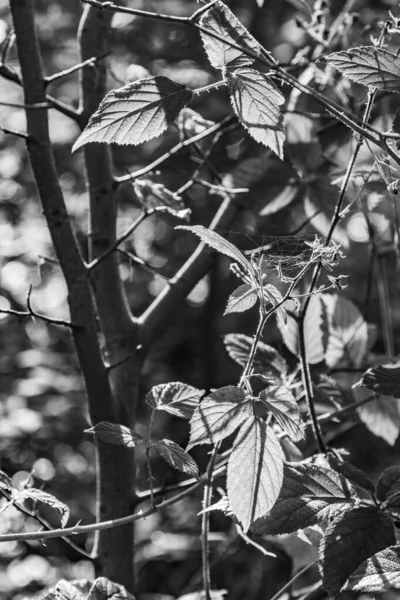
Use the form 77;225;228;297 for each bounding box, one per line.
356;359;400;397
224;283;258;314
72;76;192;150
342;545;400;592
18;488;70;527
226;69;285;158
146;382;204;419
153;439;198;476
260;386;304;441
223;333;288;378
199;0;263;70
355;387;400;445
0;470;13;493
325;46;400;92
328;457;375;496
320;506;395;595
87;577;135;600
227;416;284;532
85;422;143;448
132;179;186;216
251;463;351;535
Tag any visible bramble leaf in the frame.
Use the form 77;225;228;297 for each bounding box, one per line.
51;580;85;600
87;577;135;600
278;295;326;364
329;457;375;496
356;359;400;397
223;333;288;377
355;388;400;445
320;506;395;595
199;1;263;70
251;463;351;535
377;466;400;502
226;69;285;158
18;488;70;528
224;283;258;314
146;382;204;419
85;422;143;448
260;386;304;441
342;545;400;592
72;76;192;150
0;470;13;493
325;46;400;92
153;439;199;476
227;416;284;532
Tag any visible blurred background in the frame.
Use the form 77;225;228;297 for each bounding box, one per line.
1;0;400;598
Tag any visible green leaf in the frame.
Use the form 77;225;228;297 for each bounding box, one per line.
223;333;288;378
226;69;285;158
251;463;351;535
224;283;258;315
356;359;400;397
260;386;304;441
277;295;326;364
53;580;85;600
153;439;198;476
85;422;143;448
187;388;251;450
177;225;254;274
355;388;400;445
145;382;204;419
342;545;400;592
227;416;284;532
377;466;400;502
87;577;135;600
199;0;263;70
18;488;69;527
322;293;368;368
325;46;400;92
320;506;395;595
328;457;375;496
72;76;192;150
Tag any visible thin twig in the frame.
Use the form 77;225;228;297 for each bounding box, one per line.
45;53;109;85
0;124;27;138
202;444;220;600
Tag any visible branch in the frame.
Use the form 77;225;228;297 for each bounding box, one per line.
0;124;27;138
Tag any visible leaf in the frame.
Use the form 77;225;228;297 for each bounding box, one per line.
377;466;400;502
356;359;400;397
224;283;258;314
132;179;186;215
87;577;135;600
72;76;192;150
177;225;254;274
328;457;375;496
260;386;304;441
355;388;400;445
325;46;400;92
224;333;288;378
322;293;368;368
54;580;85;600
277;295;326;364
227;416;284;532
263;284;287;326
18;488;69;527
342;545;400;592
320;506;395;595
145;382;204;419
226;69;285;159
187;390;251;450
199;0;263;70
153;439;199;476
251;463;351;535
85;422;143;448
297;524;324;547
0;470;13;493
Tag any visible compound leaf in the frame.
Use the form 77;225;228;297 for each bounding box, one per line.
226;68;285;158
325;46;400;92
85;422;143;448
73;76;192;150
146;382;204;419
153;439;199;476
228;417;284;532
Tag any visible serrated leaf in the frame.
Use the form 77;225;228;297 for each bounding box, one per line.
329;457;375;496
17;488;69;527
277;295;326;364
325;46;400;92
54;580;85;600
355;388;400;446
153;439;198;476
177;225;254;274
87;577;135;600
322;293;368;368
251;463;351;535
227;417;284;532
224;283;258;315
356;359;400;397
0;470;13;492
72;76;192;150
226;69;285;158
224;333;288;378
145;382;204;419
132;179;186;214
187;391;251;450
377;466;400;502
297;524;324;547
85;421;143;448
320;506;395;595
342;545;400;592
260;386;304;441
199;0;263;70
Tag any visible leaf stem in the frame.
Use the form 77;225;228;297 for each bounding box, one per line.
202;444;220;600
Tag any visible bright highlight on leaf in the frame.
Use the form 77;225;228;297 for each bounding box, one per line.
342;546;400;593
224;333;288;378
325;46;400;92
85;422;143;448
72;76;193;150
18;488;70;528
146;382;204;419
226;69;285;158
153;439;199;476
224;283;258;315
260;386;304;441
